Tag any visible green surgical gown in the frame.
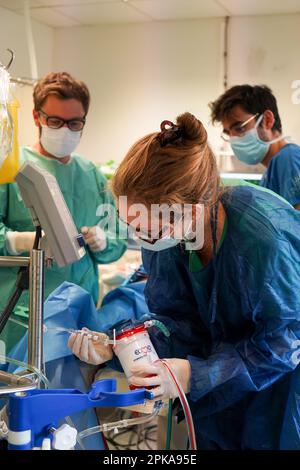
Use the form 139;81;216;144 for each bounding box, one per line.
0;146;127;351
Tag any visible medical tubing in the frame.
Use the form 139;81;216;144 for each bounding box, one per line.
65;415;85;450
165;399;173;450
0;356;84;450
8;316;28;329
0;354;49;389
0;288;22;334
78;401;162;440
158;359;197;451
144;320;170;337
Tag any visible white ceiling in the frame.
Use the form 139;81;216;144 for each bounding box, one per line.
1;0;300;28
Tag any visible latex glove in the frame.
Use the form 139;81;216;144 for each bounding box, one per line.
81;226;107;252
68;327;113;365
0;406;8;440
128;358;191;399
6;231;36;255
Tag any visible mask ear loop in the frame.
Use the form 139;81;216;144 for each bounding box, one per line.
256;113;290;144
254;114;264;129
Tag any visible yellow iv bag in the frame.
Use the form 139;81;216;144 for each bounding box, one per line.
0;97;20;183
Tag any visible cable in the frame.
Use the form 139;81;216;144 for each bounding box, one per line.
0;226;41;335
165;399;173;450
92;408;158;450
0;265;30;334
0;289;22;334
105;423;157;450
101;432;109;450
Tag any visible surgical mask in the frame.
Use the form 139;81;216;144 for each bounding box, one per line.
135;235;180;252
230;115;285;165
40;125;81;159
129;223;181;252
129;207;204;252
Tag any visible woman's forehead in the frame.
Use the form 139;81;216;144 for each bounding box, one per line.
118;200;193;229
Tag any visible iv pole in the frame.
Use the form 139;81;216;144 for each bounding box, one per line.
0;49;42;394
0;241;45;394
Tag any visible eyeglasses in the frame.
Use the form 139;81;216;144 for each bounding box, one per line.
120;213;184;244
117;209;184;242
38;109;86;132
221;113;259;142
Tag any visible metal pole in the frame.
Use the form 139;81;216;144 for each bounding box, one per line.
28;249;44;374
0;256;30;267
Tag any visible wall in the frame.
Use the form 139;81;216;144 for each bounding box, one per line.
0;6;54;148
52;19;224;164
52;14;300;166
228;14;300;146
2;10;300;167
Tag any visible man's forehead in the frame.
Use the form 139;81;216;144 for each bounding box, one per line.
222;105;251;126
42;95;85;116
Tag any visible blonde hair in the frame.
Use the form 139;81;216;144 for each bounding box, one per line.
112;112;220;207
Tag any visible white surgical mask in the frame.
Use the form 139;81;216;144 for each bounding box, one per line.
40;125;81;159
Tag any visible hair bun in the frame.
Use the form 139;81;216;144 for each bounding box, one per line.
176;112;207;145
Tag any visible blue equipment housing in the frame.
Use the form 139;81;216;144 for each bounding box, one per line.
8;378;153;450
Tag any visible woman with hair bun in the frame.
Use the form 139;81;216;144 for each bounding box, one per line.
72;112;300;449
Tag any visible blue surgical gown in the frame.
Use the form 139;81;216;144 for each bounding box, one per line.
142;185;300;449
260;142;300;206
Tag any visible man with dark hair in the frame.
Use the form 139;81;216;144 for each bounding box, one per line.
0;72;127;351
210;84;300;209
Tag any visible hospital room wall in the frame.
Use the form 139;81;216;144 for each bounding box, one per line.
52;14;300;165
228;15;300;148
0;6;54;149
52;19;224;164
1;9;300;166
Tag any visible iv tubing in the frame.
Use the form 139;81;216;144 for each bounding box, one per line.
158;359;197;451
0;354;49;389
78;401;162;440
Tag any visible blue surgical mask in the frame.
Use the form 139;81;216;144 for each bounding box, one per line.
230;115;284;165
135;236;181;252
129;215;201;252
128;223;181;252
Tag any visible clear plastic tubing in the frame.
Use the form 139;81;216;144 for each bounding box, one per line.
79;401;162;440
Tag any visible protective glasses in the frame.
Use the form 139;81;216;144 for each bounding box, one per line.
38;109;86;132
221;113;259;142
118;210;183;244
